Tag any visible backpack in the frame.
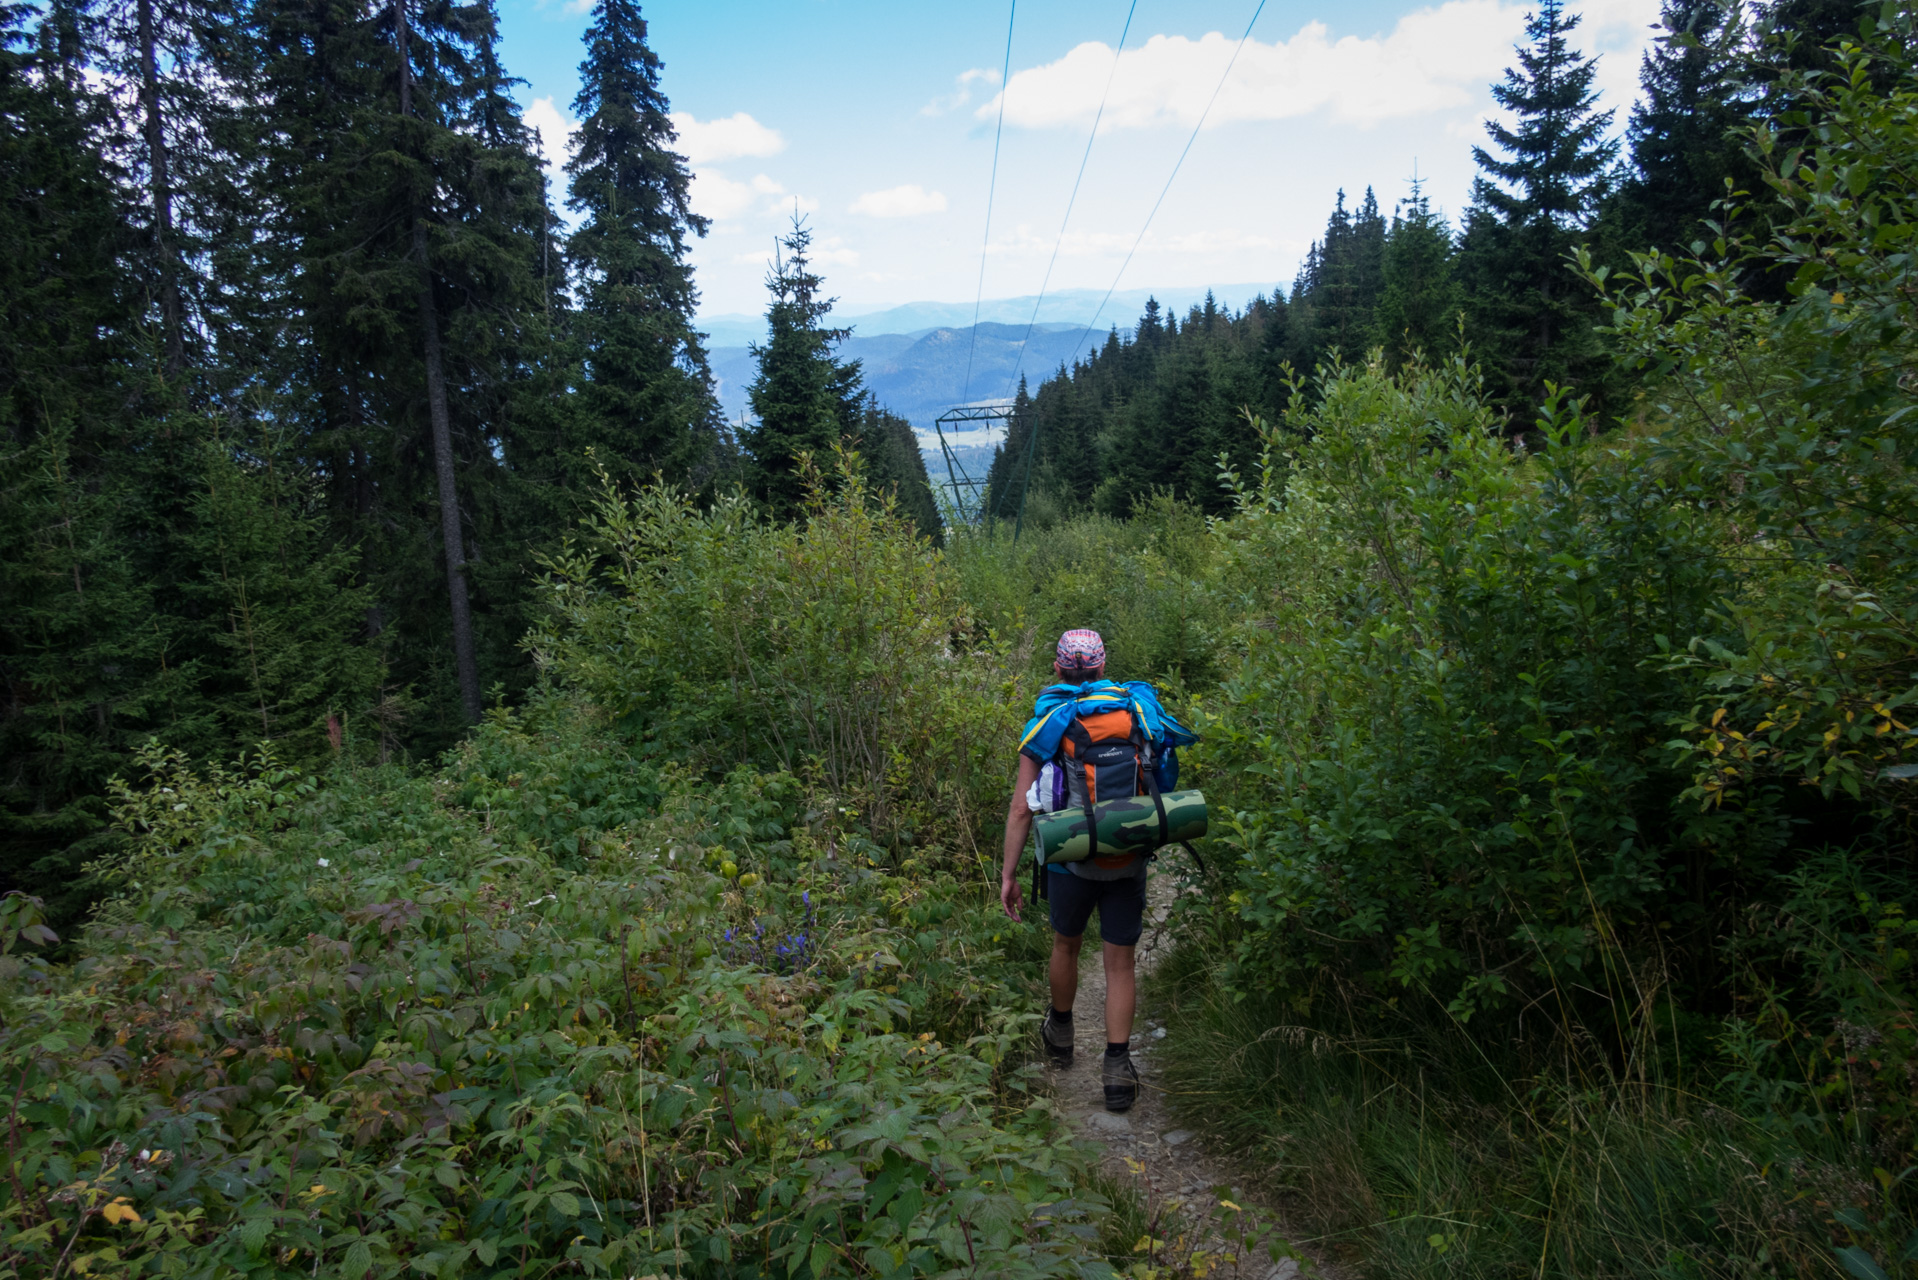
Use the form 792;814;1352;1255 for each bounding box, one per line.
1059;701;1157;881
1020;680;1197;897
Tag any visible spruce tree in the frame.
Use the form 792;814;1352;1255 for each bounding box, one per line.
253;0;551;732
744;218;851;520
1609;0;1759;255
1374;183;1461;365
98;0;256;386
850;396;942;542
563;0;720;492
1457;0;1618;413
1309;188;1388;366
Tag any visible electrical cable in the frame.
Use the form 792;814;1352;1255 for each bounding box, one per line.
1062;0;1269;370
1000;0;1139;401
960;0;1017;409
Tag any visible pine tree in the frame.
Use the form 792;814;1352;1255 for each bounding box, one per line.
1609;0;1759;255
744;218;851;521
253;0;552;732
849;396;942;542
1457;0;1619;413
97;0;256;386
563;0;720;492
0;0;129;442
1309;188;1388;366
1374;183;1462;365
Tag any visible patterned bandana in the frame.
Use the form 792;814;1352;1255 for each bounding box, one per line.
1055;628;1106;671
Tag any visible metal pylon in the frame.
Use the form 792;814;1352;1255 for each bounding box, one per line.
932;404;1015;525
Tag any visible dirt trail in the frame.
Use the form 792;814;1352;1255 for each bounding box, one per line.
1045;876;1321;1279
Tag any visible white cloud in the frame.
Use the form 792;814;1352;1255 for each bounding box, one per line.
690;172;785;220
922;67;1001;116
524;97;578;192
730;234;857;269
813;236;859;266
849;184;949;218
670;111;786;164
982;0;1657;131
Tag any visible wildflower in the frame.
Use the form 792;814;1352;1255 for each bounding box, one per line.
317;858;330;868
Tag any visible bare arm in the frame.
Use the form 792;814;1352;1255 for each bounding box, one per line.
1000;754;1043;921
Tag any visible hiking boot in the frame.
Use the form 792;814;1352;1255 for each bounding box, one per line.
1041;1010;1074;1068
1102;1047;1139;1112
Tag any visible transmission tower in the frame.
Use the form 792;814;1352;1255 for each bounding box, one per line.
932;404;1015;525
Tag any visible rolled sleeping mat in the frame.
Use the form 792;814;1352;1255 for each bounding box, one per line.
1033;789;1207;864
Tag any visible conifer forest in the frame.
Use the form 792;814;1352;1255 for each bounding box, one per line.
3;0;1918;1273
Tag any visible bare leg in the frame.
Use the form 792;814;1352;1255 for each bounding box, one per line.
1050;932;1083;1013
1102;942;1136;1045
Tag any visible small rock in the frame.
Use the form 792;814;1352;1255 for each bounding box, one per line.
1087;1111;1132;1134
1152;1026;1168;1039
1162;1129;1195;1146
1263;1261;1302;1280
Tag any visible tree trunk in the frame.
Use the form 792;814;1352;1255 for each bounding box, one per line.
137;0;183;375
398;0;482;723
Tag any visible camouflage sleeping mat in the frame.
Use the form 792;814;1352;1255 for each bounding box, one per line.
1032;789;1208;864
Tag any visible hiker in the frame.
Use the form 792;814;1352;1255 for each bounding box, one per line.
999;628;1194;1113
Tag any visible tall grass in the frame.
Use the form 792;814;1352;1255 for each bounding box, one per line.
1149;929;1896;1279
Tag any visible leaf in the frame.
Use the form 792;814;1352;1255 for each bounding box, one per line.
240;1215;272;1254
343;1240;373;1279
100;1200;141;1226
548;1191;581;1217
1837;1246;1889;1280
474;1239;497;1266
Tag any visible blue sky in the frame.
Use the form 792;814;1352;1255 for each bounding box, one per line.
499;0;1660;327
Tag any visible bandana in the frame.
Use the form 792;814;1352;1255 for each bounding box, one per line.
1055;628;1106;671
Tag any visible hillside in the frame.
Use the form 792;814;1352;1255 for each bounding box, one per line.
711;321;1097;431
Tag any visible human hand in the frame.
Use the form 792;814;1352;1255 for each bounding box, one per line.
1000;874;1023;922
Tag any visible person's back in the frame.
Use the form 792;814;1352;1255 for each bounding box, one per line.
999;629;1193;1112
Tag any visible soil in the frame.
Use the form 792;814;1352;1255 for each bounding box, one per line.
1042;875;1324;1280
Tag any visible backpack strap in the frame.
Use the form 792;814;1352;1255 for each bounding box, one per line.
1136;720;1170;848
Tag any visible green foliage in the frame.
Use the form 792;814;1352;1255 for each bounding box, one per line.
1157;18;1918;1276
1608;0;1763;261
1457;0;1619;415
1203;358;1732;1020
742;220;941;539
982;294;1286;521
944;499;1223;694
533;453;1011;859
1373;187;1462;367
0;416;380;936
562;0;724;492
0;715;1114;1278
1591;5;1918;815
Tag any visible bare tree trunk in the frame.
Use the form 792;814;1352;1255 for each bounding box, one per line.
137;0;182;376
398;0;482;723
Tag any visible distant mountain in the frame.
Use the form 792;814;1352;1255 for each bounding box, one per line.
711;321;1101;434
697;281;1284;349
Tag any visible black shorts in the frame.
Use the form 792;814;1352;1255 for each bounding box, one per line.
1047;869;1147;947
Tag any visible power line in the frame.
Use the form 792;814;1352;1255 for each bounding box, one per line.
960;0;1017;409
1000;0;1139;401
1062;0;1269;371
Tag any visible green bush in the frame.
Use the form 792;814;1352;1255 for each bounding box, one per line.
1147;15;1918;1277
1201;355;1734;1033
944;494;1223;695
532;455;1023;868
0;725;1112;1279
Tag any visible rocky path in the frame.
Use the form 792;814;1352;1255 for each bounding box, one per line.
1045;878;1320;1279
